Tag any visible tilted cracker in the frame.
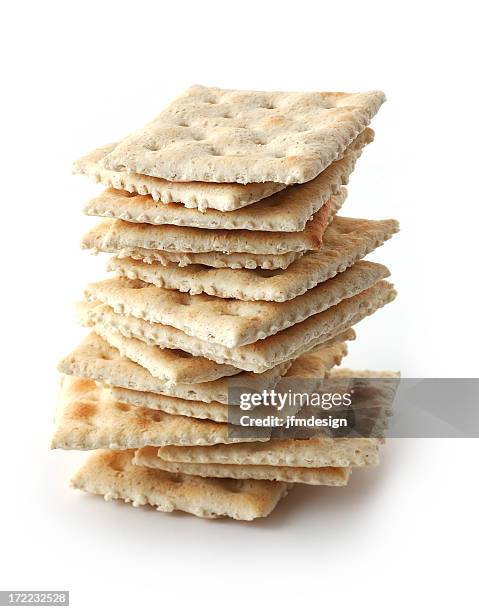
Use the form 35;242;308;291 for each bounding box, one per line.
98;244;302;270
83;130;372;230
156;368;393;468
51;376;266;451
110;216;399;301
91;322;240;385
74;142;286;213
109;339;351;422
81;189;345;256
58;332;291;404
134;447;351;486
101;85;385;184
85;260;389;348
78;281;396;372
156;437;380;468
71;450;290;520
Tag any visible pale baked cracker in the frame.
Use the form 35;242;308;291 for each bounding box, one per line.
71;449;290;520
101;85;385;184
156;436;380;468
85;260;389;348
51;376;267;451
91;323;240;384
81;188;346;256
109;338;351;422
95;243;302;270
154;369;392;468
78;280;396;372
83;130;372;229
110;216;399;301
74;143;285;213
58;332;292;404
134;447;351;485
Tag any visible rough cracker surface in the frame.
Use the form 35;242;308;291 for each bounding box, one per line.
134;447;351;485
157;437;380;468
51;376;266;451
108;340;350;422
81;189;345;255
78;281;396;371
110;216;399;301
74;142;285;212
58;332;291;404
91;243;303;270
71;449;290;520
101;85;385;184
92;323;239;384
85;260;389;348
83;129;372;227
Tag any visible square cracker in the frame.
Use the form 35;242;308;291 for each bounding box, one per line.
109;339;351;422
154;368;392;468
101;85;385;184
51;376;267;451
74;143;285;213
83;129;372;228
85;260;389;348
134;447;351;486
110;216;399;301
58;333;292;404
78;280;396;372
88;242;302;270
89;322;240;385
81;188;346;256
71;449;290;520
156;436;380;468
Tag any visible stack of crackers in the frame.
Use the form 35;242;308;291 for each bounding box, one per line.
53;85;398;521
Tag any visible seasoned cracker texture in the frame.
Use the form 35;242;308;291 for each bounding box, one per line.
134;447;351;485
110;216;399;301
81;188;345;255
83;129;372;227
71;450;290;520
102;85;385;184
84;260;389;348
78;281;396;372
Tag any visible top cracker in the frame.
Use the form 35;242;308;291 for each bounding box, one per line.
102;85;385;184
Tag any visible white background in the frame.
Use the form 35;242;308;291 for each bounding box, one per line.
1;1;478;610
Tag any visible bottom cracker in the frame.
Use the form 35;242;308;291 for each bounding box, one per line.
71;449;290;520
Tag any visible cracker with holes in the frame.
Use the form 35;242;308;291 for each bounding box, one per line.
108;340;350;422
58;333;292;404
51;376;268;451
84;260;388;348
134;447;351;486
100;85;385;184
77;281;396;372
82;129;373;227
109;216;399;301
74;144;286;213
83;323;240;385
70;450;291;520
82;188;344;256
